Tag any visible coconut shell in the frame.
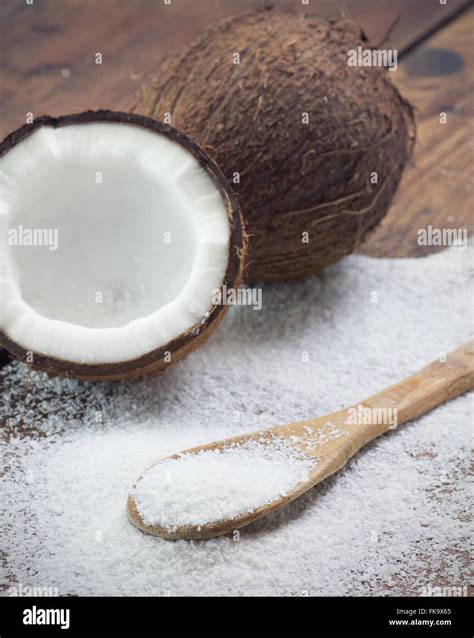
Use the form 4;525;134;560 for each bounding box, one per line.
0;111;245;381
133;8;416;282
0;348;11;370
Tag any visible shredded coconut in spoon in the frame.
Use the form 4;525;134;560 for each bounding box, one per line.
132;439;313;529
1;245;471;596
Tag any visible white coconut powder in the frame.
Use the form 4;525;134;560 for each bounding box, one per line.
132;439;312;529
1;244;472;596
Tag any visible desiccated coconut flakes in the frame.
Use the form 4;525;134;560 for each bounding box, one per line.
0;245;471;596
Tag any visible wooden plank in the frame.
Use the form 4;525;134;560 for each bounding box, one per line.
0;0;470;140
361;9;474;257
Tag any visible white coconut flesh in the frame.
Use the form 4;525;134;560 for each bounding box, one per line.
0;122;231;364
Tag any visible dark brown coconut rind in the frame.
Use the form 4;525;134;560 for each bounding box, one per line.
133;9;416;283
0;110;245;381
0;348;12;370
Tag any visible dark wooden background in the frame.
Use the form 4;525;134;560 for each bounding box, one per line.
1;0;473;258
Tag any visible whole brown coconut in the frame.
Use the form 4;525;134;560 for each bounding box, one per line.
133;8;415;282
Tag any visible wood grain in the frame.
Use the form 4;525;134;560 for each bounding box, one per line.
1;0;471;262
0;0;470;140
361;9;474;257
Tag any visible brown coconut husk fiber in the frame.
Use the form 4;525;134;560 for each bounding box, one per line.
133;8;416;282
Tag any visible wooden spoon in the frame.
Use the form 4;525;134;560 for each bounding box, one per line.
128;340;474;540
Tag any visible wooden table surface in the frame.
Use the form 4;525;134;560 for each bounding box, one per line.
0;0;472;257
1;0;473;596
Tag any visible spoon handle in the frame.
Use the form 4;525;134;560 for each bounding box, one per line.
288;340;474;458
363;340;474;431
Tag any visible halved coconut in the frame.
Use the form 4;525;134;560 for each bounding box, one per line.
0;111;244;381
